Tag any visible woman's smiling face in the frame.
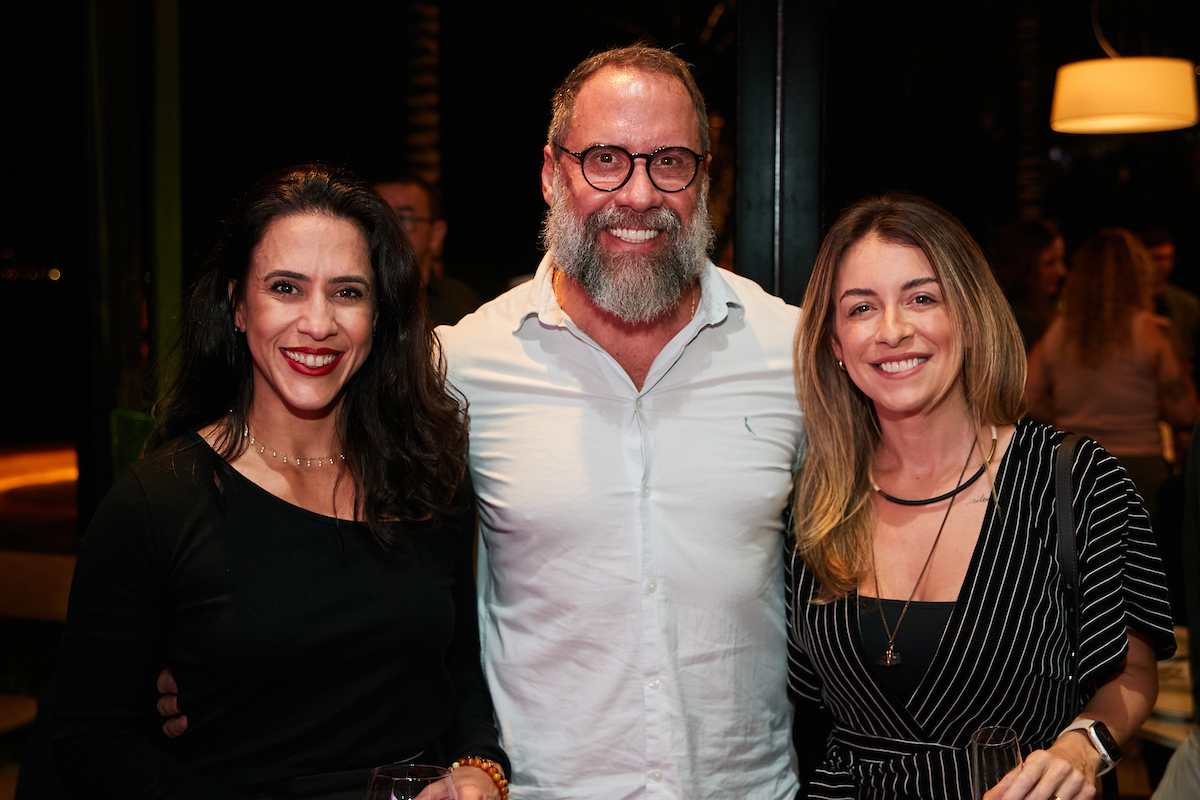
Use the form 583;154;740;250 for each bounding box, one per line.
233;212;376;419
831;233;961;422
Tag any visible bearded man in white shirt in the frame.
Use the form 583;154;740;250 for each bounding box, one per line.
438;45;804;800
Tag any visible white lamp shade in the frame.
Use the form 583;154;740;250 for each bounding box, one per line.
1050;56;1198;134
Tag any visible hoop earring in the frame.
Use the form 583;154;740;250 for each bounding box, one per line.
837;360;847;371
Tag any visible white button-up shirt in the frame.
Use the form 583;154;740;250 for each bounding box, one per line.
439;257;803;800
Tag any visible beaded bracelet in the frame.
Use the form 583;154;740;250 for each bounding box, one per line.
450;755;509;799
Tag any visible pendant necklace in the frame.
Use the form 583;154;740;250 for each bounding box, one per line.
868;429;991;667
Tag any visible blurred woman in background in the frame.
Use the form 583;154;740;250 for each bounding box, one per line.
1024;228;1198;514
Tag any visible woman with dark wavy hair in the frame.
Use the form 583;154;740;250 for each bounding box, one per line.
53;164;508;800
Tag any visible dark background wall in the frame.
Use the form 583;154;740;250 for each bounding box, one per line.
1;4;89;446
175;1;741;302
2;0;1200;458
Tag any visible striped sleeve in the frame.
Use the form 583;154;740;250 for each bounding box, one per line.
1073;438;1177;685
785;544;824;705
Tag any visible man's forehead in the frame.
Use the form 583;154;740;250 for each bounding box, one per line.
567;66;701;151
374;181;429;213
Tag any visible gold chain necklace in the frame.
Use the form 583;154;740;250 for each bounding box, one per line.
867;436;976;667
242;427;344;468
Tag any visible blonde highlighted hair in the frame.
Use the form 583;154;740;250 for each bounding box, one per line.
792;193;1026;598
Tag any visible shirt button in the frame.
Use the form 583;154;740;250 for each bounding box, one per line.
647;677;661;691
635;397;643;409
646;579;657;594
641;485;650;498
650;771;663;782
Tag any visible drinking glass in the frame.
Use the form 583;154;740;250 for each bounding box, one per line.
363;764;457;800
970;726;1022;800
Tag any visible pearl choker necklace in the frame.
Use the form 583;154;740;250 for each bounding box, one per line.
243;427;344;468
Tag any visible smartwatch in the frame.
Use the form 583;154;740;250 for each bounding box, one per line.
1058;718;1121;774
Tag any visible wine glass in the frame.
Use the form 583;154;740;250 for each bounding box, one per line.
970;725;1023;800
363;764;457;800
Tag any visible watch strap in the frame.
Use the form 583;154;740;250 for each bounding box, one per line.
1059;718;1119;772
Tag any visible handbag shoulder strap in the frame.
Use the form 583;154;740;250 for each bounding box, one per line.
1056;434;1082;709
1056;433;1082;610
1056;433;1083;718
1055;433;1119;798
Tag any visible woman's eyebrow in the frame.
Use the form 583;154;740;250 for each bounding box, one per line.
902;277;938;291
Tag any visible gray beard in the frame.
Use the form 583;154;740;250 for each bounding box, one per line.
541;174;714;323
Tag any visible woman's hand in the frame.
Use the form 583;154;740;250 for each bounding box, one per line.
445;766;501;800
982;733;1100;800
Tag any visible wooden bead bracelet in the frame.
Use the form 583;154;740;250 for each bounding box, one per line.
450;755;509;799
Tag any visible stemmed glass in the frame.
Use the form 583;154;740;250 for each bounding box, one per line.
363;764;457;800
970;725;1023;800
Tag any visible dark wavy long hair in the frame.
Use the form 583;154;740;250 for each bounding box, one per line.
151;163;468;548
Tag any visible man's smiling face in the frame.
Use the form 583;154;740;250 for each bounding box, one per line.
540;66;713;323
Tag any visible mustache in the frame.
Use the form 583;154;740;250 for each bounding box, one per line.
584;205;683;237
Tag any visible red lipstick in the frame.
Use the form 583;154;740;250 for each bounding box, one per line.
281;347;343;376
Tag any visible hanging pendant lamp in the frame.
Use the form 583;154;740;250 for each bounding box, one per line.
1049;1;1198;134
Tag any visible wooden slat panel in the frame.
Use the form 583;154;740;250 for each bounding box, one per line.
0;551;75;622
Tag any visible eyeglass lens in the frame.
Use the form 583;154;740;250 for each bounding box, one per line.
396;215;430;229
580;146;698;192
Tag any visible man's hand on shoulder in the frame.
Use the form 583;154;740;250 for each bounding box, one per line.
157;667;188;738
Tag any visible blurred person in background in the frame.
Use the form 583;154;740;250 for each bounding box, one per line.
1152;417;1200;798
1141;230;1198;376
375;174;482;325
990;219;1066;351
1025;228;1198;516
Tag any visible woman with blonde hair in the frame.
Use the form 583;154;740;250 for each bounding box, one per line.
1025;229;1198;514
789;193;1174;799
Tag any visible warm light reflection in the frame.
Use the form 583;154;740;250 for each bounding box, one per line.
0;446;78;494
1051;57;1199;134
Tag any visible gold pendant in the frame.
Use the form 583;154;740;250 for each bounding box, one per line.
878;643;902;667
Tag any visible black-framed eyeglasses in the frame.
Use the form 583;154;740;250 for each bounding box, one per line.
395;214;432;229
553;142;706;193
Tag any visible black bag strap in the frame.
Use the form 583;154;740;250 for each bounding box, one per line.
1055;432;1082;716
1054;433;1118;799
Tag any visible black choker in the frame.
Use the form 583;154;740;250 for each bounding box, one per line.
871;425;998;507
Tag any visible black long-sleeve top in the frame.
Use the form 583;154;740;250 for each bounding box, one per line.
54;434;507;799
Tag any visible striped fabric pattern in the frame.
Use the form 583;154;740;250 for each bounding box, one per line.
787;419;1176;799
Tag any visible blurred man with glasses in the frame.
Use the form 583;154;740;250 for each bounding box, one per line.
375;174;481;325
439;45;802;799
